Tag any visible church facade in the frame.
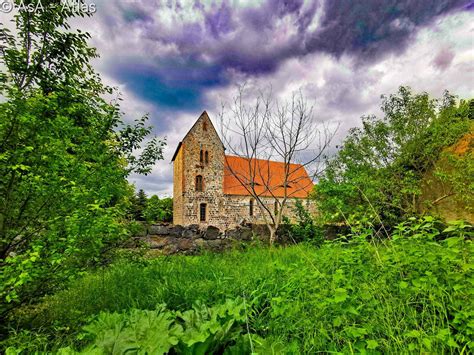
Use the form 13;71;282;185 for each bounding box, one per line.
172;111;315;230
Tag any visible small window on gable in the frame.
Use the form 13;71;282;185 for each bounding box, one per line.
196;175;203;192
249;198;254;217
203;121;208;131
200;203;207;222
205;151;209;164
200;150;204;164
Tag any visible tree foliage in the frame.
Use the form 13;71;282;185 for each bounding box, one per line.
315;87;471;225
128;189;148;221
143;195;173;223
0;1;164;318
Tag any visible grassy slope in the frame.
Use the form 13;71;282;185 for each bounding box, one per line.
5;227;473;354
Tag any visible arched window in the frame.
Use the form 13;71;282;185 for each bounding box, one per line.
200;203;207;222
249;198;254;217
200;150;204;164
203;121;208;131
205;151;209;164
196;175;203;191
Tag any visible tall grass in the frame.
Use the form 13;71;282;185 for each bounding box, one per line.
3;219;473;353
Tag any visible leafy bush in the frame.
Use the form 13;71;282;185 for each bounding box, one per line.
6;298;282;354
69;299;249;354
143;195;173;223
283;200;324;245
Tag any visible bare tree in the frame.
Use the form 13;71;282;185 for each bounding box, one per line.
219;87;337;245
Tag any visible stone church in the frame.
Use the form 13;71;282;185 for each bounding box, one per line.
172;111;315;230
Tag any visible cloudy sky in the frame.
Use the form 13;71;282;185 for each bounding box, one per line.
71;0;473;196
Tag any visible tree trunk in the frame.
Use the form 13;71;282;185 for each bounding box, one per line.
268;226;276;246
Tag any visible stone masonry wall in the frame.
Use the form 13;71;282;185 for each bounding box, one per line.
219;195;317;230
134;221;346;256
141;223;274;255
180;112;226;227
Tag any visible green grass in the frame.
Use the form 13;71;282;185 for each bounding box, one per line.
3;223;474;354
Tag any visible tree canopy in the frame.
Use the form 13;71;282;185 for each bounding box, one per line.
315;87;472;226
0;1;164;318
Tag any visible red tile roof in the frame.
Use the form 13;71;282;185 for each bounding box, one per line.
223;155;314;198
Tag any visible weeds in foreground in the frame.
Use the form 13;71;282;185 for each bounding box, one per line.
3;218;473;353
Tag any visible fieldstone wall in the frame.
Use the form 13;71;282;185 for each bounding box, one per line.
134;222;350;255
138;223;275;255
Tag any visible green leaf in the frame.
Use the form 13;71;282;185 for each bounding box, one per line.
399;281;408;289
366;340;379;350
334;288;348;303
406;330;421;338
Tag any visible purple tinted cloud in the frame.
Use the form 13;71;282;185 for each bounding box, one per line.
205;2;235;38
304;1;468;61
102;0;468;104
432;47;456;71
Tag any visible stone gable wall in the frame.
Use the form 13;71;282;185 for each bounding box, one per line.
174;112;226;228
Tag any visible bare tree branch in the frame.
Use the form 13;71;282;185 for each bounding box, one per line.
219;86;337;244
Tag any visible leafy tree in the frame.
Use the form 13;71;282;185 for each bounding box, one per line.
128;189;148;221
144;196;173;223
0;1;164;319
315;87;471;226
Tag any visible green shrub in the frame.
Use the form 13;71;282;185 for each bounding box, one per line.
315;87;471;226
283;200;324;245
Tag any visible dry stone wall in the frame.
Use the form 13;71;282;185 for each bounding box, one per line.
135;221;347;255
140;223;258;255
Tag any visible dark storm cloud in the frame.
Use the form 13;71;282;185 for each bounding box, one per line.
107;56;228;110
306;0;468;61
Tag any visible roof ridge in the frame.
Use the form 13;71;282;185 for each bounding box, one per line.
224;154;303;167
